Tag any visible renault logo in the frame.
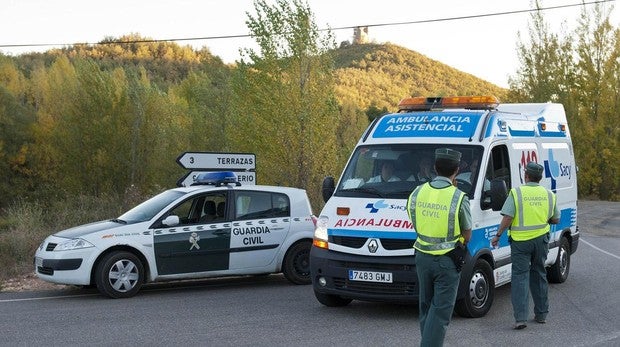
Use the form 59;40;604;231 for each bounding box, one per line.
368;239;379;253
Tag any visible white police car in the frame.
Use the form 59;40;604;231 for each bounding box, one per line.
34;172;316;298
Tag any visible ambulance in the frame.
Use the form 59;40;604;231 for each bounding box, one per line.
310;96;579;317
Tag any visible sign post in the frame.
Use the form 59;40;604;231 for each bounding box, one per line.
176;152;256;187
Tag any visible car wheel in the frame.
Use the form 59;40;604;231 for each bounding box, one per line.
95;251;144;298
282;240;311;285
547;236;570;283
455;258;494;318
314;290;352;307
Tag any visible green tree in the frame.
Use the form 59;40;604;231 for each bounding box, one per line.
509;2;619;200
230;0;339;209
0;56;36;207
573;4;619;199
508;2;575;103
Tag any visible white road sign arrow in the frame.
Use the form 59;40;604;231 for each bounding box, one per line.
176;152;256;170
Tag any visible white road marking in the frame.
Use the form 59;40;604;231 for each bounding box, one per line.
581;238;620;260
0;292;98;303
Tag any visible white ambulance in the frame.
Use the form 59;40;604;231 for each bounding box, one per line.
310;96;579;317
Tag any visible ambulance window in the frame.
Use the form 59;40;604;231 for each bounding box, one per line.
484;144;511;192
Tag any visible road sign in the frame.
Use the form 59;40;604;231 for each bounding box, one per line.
177;171;256;187
176;152;256;170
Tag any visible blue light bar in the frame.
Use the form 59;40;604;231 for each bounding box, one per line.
192;171;241;187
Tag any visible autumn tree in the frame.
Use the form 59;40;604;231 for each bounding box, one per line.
573;4;620;199
229;0;340;208
509;1;620;200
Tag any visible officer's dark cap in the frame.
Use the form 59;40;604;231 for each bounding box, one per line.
435;148;461;163
525;162;544;176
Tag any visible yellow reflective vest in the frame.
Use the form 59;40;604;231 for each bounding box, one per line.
408;183;465;255
509;185;556;241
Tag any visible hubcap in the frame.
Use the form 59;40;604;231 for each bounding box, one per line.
469;271;489;309
108;259;139;292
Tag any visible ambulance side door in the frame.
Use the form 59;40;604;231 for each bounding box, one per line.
152;192;231;276
228;190;291;270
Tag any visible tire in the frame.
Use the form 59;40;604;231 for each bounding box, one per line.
455;258;494;318
282;240;312;285
314;290;352;307
547;236;570;283
95;251;145;298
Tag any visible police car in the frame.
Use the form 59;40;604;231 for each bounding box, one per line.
34;172;316;298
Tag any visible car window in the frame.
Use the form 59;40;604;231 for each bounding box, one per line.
235;191;289;220
167;193;226;225
118;190;185;223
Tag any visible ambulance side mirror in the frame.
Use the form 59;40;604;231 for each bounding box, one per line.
485;179;508;211
322;176;335;203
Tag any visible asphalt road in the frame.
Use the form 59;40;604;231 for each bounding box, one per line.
0;201;618;347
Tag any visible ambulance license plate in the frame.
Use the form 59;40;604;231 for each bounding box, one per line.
35;257;43;267
348;269;393;283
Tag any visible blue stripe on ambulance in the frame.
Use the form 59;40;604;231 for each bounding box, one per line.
371;112;484;139
328;228;416;240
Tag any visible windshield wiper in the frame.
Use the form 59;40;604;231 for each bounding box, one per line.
341;187;385;197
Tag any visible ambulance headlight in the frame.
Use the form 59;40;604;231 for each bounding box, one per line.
54;238;95;251
312;216;329;249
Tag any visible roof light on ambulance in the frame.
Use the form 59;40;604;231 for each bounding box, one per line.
397;95;500;111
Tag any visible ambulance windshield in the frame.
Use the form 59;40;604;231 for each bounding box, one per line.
336;144;484;199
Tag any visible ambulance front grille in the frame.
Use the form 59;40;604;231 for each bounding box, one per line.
330;236;366;248
333;278;416;296
45;243;57;251
329;236;414;250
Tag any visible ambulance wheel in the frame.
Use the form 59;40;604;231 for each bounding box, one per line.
314;290;352;307
455;259;494;318
95;251;144;298
547;236;570;283
282;240;312;285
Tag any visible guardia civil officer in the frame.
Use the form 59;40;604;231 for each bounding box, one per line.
407;148;472;347
491;161;560;330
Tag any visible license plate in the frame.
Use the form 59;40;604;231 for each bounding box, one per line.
35;257;43;267
348;269;393;283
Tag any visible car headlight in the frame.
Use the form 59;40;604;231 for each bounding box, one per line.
54;238;95;251
312;216;329;249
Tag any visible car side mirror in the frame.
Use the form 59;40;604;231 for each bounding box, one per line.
322;176;335;203
162;215;180;227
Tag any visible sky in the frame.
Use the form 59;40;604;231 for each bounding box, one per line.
1;0;618;88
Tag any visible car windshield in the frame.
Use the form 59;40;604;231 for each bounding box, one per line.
117;190;186;223
335;144;484;199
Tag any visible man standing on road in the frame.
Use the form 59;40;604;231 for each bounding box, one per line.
407;148;472;347
491;161;560;330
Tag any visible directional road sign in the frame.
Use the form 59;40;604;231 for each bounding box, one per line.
176;152;256;170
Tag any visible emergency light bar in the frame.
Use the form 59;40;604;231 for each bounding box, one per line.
192;171;241;187
398;95;500;111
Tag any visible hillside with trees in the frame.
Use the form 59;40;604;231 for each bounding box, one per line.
332;43;508;114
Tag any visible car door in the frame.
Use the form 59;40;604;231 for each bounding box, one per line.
228;190;291;270
153;191;230;276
